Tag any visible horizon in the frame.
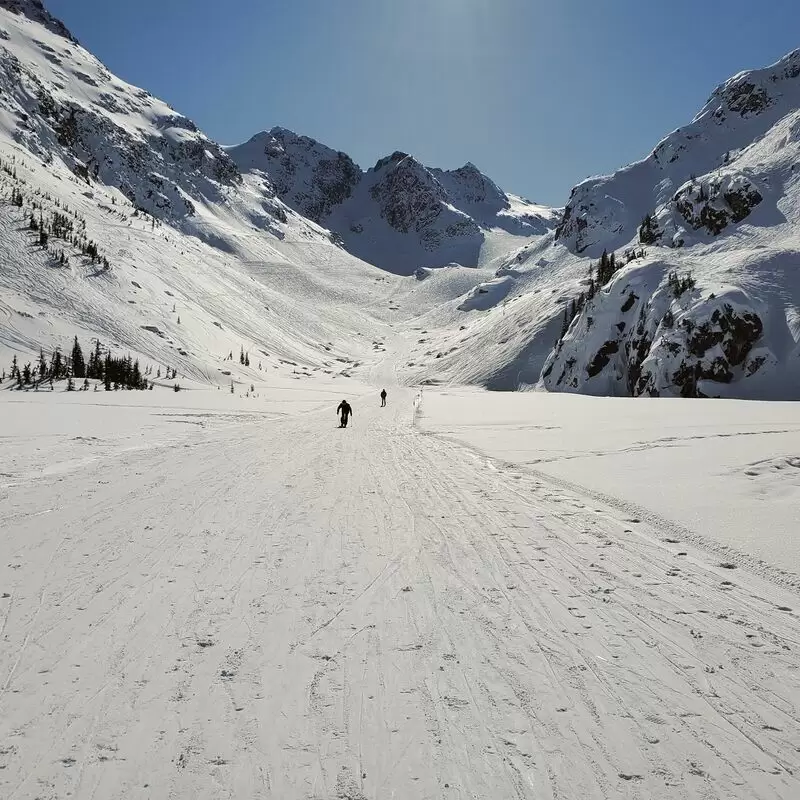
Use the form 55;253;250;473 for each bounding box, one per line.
40;0;800;205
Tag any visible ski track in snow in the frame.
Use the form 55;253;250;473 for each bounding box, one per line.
1;389;799;799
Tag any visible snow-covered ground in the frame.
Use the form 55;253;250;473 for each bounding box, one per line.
419;388;800;578
2;384;799;799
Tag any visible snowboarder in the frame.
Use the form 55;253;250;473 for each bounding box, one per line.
337;399;353;428
380;389;387;407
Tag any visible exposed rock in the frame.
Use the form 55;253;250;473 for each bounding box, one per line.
0;0;76;42
587;340;619;378
540;262;773;399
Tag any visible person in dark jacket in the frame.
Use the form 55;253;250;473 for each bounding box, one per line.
337;399;353;428
380;389;387;407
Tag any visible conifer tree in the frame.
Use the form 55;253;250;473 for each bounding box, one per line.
71;336;86;378
50;349;63;380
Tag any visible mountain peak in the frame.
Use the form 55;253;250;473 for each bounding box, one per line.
0;0;76;42
372;151;412;172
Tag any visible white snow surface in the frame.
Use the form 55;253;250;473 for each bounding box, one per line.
419;388;800;577
2;384;800;799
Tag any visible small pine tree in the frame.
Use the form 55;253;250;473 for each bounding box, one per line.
71;336;86;378
67;375;75;391
177;316;181;325
230;381;234;394
22;362;32;385
244;353;250;367
240;347;245;365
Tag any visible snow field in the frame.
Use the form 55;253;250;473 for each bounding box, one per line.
0;386;799;799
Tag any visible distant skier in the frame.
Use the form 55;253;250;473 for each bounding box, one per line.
337;399;353;428
380;389;387;407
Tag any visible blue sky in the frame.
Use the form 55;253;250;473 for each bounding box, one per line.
47;0;799;205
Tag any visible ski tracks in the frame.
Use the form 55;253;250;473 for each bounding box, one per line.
0;390;798;799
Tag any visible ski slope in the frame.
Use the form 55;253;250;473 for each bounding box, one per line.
1;386;799;799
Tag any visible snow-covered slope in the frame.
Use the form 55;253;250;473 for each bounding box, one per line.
0;0;415;388
536;49;800;399
2;0;799;402
403;48;800;398
227;129;560;275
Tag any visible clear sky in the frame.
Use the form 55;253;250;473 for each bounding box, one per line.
46;0;800;206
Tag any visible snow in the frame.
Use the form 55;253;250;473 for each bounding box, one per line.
2;384;800;799
419;388;800;578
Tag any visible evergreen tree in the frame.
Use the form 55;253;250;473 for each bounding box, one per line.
240;347;245;365
50;349;63;380
67;375;75;391
245;353;250;367
22;362;32;385
598;250;610;285
71;336;86;378
10;354;18;380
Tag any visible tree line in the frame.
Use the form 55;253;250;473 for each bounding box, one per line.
2;337;157;391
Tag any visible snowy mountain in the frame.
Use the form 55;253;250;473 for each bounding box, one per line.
227;128;560;275
0;0;418;390
1;0;799;402
536;49;800;399
402;48;800;398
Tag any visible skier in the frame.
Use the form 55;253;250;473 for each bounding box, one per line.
380;389;387;407
337;399;353;428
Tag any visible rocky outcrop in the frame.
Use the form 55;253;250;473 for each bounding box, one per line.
554;49;800;258
230;128;360;223
0;0;75;42
539;262;776;398
672;173;762;237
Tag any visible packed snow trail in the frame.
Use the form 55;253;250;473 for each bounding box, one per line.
1;391;799;799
